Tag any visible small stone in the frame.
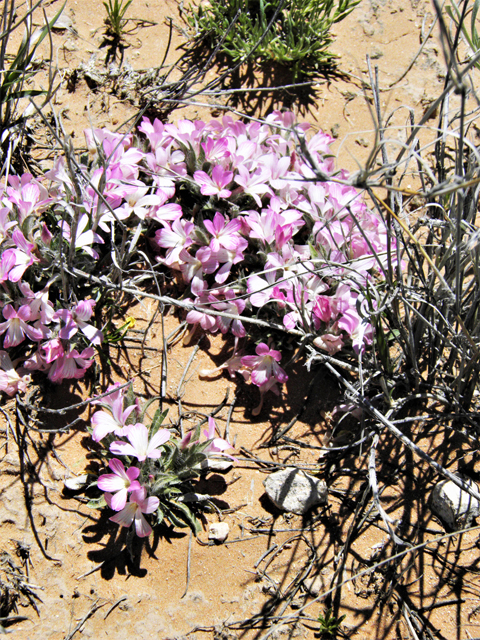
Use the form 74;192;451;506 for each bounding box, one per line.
263;468;328;515
49;14;73;30
64;474;94;491
200;458;233;473
431;478;480;530
62;40;78;52
208;522;229;543
370;48;384;60
330;124;340;139
362;23;375;36
304;575;323;597
290;597;304;609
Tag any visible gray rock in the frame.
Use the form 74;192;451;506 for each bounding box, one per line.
303;569;333;598
303;575;323;597
263;467;328;515
431;477;480;530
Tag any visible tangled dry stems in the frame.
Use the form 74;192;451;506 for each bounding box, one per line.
2;0;480;638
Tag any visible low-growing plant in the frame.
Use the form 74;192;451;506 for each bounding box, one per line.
317;608;346;638
0;111;394;415
103;0;134;39
187;0;360;79
87;382;236;537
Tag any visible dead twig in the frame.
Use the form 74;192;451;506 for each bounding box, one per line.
63;599;106;640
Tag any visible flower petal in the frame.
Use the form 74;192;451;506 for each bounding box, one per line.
134;510;152;537
97;473;125;492
110;503;137;528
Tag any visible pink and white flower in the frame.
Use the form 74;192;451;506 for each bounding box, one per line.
53;299;103;346
203;212;242;253
0;304;44;348
194;165;233;198
106;487;159;537
47;346;95;383
110;423;171;462
91;384;137;442
241;343;288;388
97;459;142;511
0;351;30;396
202;417;237;461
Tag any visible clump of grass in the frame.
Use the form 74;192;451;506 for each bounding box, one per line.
103;0;133;39
318;608;346;638
187;0;360;79
0;0;64;172
447;0;480;67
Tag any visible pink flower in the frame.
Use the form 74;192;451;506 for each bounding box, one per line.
97;459;141;511
211;289;246;337
60;214;104;260
313;333;344;355
201;137;231;162
47;346;95;383
106;487;159;537
6;178;51;223
91;384;137;442
53;299;103;346
179;247;218;296
0;304;43;348
194;165;233;198
312;296;333;325
203;212;242;253
91;408;134;442
202;417;237;461
113;181;163;221
138;116;173;150
149;201;183;225
244;208;278;246
179;430;197;450
0;251;16;284
6;229;38;282
336;306;373;355
0;350;30;396
0;207;17;242
241;343;288;388
18;282;55;325
247;270;286;308
41;338;64;364
110;423;171;462
153;218;194;267
234;165;272;206
185;292;218;334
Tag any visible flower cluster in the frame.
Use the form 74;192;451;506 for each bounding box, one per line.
0;110;395;408
0;172;105;394
91;383;235;537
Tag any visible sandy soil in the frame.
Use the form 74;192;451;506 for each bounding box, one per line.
2;1;480;639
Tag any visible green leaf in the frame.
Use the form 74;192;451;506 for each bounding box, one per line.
151;473;180;493
156;507;165;525
169;500;202;534
165;507;189;529
87;495;107;509
150;408;169;437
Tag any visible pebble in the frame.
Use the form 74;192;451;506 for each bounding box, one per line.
208;522;229;543
431;477;480;530
263;467;328;515
200;458;233;473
